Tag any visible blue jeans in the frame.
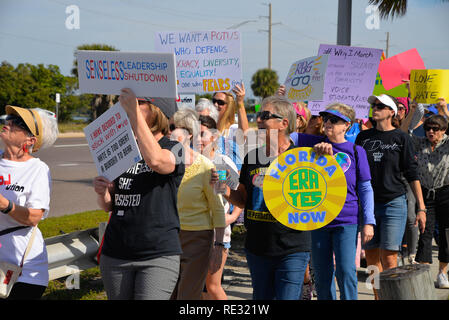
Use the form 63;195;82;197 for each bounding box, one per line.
245;250;310;300
364;194;407;252
311;224;358;300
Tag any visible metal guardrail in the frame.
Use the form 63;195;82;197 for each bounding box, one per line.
45;227;101;281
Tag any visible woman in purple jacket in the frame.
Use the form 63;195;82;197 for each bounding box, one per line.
293;103;375;300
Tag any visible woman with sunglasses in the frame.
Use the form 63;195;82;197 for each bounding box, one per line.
94;89;185;300
216;96;311;300
0;106;58;299
294;103;375;300
355;94;426;298
400;98;449;288
169;108;226;300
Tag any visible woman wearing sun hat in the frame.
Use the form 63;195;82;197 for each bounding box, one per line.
294;102;375;300
355;94;427;299
0;105;58;299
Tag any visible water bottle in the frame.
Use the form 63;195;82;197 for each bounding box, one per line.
214;164;227;194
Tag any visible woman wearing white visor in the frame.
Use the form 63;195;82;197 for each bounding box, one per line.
355;94;427;299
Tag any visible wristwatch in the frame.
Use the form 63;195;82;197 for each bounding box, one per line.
214;241;225;247
1;200;13;214
417;208;427;214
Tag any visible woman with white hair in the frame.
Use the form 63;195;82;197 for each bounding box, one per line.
170;108;226;300
0;105;58;299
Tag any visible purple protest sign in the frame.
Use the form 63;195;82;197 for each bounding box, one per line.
308;44;382;119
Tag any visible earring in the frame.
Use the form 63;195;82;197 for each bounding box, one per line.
22;145;28;153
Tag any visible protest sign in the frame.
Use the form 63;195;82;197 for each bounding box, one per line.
176;94;196;109
283;55;329;102
308;44;382;119
84;102;142;181
263;147;347;231
372;72;409;97
378;48;425;90
76;50;177;98
154;30;242;94
410;69;449;103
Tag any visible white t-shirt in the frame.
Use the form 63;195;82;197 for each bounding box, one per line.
0;153;51;286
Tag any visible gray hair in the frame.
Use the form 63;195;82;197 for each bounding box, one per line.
29;108;59;153
195;98;219;122
173;108;200;139
261;96;296;134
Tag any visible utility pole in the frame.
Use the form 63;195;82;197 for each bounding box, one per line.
268;3;272;69
259;3;281;69
385;32;390;58
336;0;352;45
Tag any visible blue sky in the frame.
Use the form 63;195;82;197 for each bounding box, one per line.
1;0;448;98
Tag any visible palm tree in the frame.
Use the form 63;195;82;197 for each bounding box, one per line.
368;0;449;19
251;68;280;99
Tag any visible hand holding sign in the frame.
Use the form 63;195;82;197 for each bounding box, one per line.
263;147;347;231
119;88;139;118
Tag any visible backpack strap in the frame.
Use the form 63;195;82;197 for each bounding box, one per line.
0;226;29;237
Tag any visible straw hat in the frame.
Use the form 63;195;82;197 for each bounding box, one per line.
5;105;43;151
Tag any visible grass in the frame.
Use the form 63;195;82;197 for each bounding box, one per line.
57;122;88;133
40;210;109;300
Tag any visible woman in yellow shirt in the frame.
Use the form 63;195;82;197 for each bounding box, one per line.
170;108;226;300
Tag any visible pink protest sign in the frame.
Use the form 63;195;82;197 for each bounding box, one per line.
378;48;425;90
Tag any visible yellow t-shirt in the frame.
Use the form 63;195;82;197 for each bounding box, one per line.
177;153;226;230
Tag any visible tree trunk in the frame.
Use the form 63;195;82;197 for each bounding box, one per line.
378;264;436;300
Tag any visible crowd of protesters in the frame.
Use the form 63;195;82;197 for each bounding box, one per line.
1;80;448;301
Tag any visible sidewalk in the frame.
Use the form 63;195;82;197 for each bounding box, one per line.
223;242;449;301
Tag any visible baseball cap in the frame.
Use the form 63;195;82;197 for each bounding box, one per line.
5;105;43;151
137;97;177;119
368;94;398;116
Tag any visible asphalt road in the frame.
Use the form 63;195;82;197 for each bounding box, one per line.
0;136;100;217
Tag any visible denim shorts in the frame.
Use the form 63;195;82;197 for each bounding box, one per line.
363;194;407;252
224;241;231;249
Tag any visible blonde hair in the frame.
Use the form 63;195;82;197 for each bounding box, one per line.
140;102;170;136
213;92;236;133
261;96;296;134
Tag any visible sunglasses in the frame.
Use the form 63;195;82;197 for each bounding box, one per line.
424;125;442;132
256;110;284;121
169;123;192;135
322;114;343;124
371;103;391;110
212;98;226;106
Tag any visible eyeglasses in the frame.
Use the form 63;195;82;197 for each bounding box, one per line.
212;98;226;106
371;103;390;110
398;107;406;111
424;125;442;132
322;114;343;124
256;110;284;121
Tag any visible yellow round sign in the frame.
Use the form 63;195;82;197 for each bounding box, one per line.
263;147;347;231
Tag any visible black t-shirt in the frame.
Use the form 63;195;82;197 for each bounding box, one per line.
102;136;185;261
239;145;311;257
355;128;419;204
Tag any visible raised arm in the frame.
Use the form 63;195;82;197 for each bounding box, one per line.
119;88;176;175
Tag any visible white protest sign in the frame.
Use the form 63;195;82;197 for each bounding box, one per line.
284;55;329;102
76;50;177;98
176;94;196;109
154;30;242;93
84;102;142;181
